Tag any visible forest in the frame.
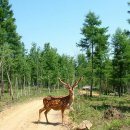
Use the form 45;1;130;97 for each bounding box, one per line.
0;1;130;100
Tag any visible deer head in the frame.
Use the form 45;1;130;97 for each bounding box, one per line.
59;77;83;96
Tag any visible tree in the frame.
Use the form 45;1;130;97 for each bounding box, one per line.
0;0;23;99
0;43;13;97
59;54;75;84
76;54;87;86
94;27;109;92
112;28;130;96
15;44;31;89
100;58;113;94
28;43;41;86
77;11;109;96
41;43;59;89
0;0;22;53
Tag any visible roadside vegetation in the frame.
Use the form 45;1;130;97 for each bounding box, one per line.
69;91;130;130
0;88;68;112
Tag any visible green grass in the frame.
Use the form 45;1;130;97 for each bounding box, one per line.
69;92;130;130
0;87;68;112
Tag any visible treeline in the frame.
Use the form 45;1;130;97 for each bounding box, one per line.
77;11;130;97
0;0;130;99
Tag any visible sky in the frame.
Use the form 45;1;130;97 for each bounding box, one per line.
9;0;130;57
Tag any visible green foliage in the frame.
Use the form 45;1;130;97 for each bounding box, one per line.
77;11;109;96
59;54;75;83
41;43;59;85
111;28;130;96
105;120;121;130
0;0;22;53
69;94;130;130
1;0;130;104
0;88;68;112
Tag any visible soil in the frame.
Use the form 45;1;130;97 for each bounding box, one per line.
104;107;124;120
0;98;69;130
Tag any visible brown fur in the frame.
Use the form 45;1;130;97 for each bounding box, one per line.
38;77;83;124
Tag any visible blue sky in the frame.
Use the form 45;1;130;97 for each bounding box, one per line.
9;0;129;56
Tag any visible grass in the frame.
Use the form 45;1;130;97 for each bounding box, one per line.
0;87;68;112
69;91;130;130
1;88;130;130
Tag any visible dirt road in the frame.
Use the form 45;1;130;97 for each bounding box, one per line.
0;98;69;130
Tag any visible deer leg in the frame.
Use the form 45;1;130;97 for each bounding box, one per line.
38;107;46;122
61;109;65;124
44;109;51;123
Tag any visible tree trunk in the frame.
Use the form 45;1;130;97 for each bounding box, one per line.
118;64;122;97
90;42;93;97
1;62;4;96
28;81;31;96
7;72;14;100
99;61;102;93
15;77;19;98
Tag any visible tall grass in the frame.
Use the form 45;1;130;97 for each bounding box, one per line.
69;92;130;130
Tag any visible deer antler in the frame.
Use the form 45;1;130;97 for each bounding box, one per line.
72;76;83;89
58;78;67;86
59;78;71;89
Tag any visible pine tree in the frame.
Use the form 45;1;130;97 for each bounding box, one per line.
41;43;59;88
112;28;130;96
77;11;109;96
0;0;22;98
94;26;109;92
0;0;22;52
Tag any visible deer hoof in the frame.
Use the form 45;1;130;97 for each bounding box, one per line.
37;120;40;124
47;121;50;124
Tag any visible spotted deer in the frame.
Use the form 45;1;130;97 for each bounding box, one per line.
38;77;83;124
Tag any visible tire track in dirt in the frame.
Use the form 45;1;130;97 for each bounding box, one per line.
0;98;68;130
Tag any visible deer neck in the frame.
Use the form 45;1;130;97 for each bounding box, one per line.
68;91;74;106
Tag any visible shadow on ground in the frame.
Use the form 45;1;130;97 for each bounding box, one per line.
32;121;61;126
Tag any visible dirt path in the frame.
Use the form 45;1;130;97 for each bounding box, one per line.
0;98;69;130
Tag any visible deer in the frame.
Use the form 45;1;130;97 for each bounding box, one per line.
38;77;83;124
